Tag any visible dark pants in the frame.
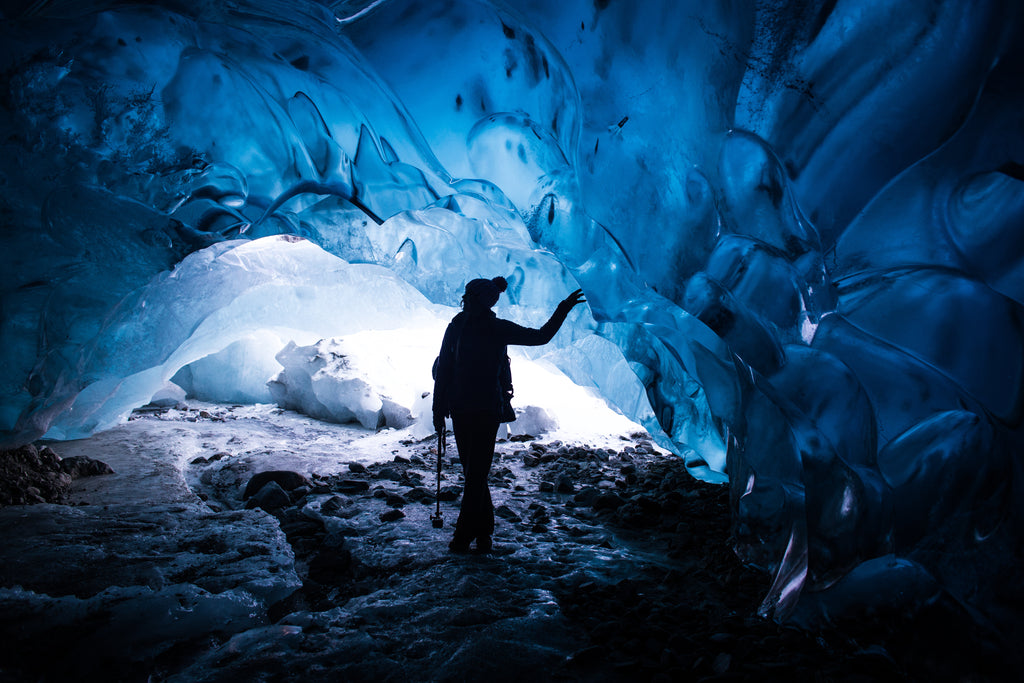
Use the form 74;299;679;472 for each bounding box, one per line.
451;410;499;544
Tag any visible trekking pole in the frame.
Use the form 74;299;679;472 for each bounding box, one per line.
431;427;445;528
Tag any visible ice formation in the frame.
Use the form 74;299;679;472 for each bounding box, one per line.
269;337;420;431
2;0;1023;640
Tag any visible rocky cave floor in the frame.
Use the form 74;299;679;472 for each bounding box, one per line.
0;404;1012;682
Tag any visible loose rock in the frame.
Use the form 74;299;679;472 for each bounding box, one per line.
593;492;625;511
379;509;405;523
243;471;312;499
245;481;291;512
336;479;370;494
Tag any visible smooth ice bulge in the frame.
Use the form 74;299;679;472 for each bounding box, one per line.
2;0;1023;646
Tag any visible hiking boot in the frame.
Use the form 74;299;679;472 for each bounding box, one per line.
448;538;471;553
474;536;492;554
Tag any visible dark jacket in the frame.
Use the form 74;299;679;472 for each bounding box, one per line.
433;305;572;420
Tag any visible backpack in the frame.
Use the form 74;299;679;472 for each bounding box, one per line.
432;317;516;423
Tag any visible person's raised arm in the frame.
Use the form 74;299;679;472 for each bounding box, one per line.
501;289;586;346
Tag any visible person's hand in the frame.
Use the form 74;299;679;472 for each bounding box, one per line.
558;289;586;312
433;414;446;435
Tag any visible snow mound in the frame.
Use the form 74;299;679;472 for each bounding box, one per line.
269;336;426;430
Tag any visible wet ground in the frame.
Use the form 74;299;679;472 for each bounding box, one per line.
0;404;1009;681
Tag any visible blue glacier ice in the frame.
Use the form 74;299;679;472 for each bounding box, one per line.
2;0;1023;646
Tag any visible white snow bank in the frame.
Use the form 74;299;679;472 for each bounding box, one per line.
265;331;642;443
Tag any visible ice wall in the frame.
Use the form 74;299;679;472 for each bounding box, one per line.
2;0;1023;641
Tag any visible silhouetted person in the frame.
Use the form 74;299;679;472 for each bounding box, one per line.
433;277;585;553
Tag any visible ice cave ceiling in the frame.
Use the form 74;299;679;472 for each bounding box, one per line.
2;0;1023;633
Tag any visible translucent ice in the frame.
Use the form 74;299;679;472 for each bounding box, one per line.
172;331;287;405
40;237;448;440
3;0;1024;644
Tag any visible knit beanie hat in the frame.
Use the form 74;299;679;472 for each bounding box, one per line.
463;276;508;309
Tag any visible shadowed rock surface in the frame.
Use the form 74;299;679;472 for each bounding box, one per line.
0;406;1009;681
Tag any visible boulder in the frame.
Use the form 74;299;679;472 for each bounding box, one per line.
379;509;405;523
573;487;601;507
336;479;370;494
59;456;115;478
243;471;312;499
592;492;625;511
245;481;291;512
